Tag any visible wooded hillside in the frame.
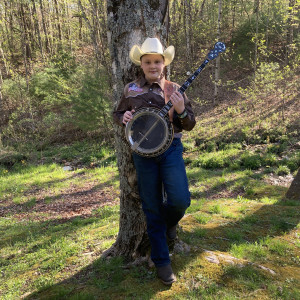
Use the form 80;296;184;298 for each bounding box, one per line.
0;0;299;152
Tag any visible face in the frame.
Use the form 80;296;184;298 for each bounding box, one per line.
140;54;165;83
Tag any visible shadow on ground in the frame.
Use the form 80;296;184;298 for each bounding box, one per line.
23;194;299;300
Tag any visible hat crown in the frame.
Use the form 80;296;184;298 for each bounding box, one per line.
140;38;164;54
129;37;175;66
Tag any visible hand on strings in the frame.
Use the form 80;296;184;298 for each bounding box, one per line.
123;109;135;125
170;91;185;114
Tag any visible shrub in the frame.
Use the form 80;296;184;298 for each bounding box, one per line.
0;150;27;167
241;152;262;169
205;155;227;169
275;165;290;176
261;153;278;167
205;141;217;152
283;152;300;173
1;56;78;149
267;143;288;155
70;67;112;133
1;61;113;150
223;143;243;150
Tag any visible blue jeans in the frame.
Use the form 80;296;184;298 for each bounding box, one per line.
132;138;191;267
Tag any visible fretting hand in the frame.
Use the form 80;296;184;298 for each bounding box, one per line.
170;91;185;114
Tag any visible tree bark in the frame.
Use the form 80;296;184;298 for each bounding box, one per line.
3;0;15;63
103;0;169;260
19;3;31;90
0;65;2;113
39;0;51;53
19;3;32;62
286;169;300;201
213;0;222;105
184;0;192;68
253;0;259;73
0;42;9;76
53;0;63;49
31;0;44;61
286;0;296;65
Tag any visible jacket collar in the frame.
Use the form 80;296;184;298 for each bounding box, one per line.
139;76;165;90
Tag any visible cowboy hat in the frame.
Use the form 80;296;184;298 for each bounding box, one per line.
129;38;175;66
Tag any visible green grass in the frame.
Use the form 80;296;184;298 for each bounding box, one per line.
193;213;212;224
0;138;299;299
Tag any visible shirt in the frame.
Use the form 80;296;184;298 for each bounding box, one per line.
113;76;196;133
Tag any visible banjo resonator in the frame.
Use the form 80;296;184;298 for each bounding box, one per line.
125;42;226;157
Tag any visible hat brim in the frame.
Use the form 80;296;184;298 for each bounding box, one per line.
130;45;175;66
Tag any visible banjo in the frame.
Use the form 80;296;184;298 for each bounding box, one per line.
125;42;226;157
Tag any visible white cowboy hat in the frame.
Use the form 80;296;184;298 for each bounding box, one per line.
129;37;175;66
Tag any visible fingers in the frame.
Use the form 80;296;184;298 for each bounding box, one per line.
170;91;185;114
170;91;183;103
123;109;135;124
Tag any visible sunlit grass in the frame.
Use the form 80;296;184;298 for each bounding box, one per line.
0;201;120;299
230;241;269;261
0;162;119;205
0;140;299;299
193;213;212;224
1;163;73;199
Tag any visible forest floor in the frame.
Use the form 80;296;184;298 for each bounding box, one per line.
1;79;300;299
1;143;299;299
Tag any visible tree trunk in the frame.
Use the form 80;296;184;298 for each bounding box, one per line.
285;169;300;201
286;0;296;65
213;0;222;105
0;42;9;76
0;65;3;113
184;0;192;68
3;0;15;63
62;0;72;50
231;0;236;34
253;0;259;73
46;0;54;53
103;0;169;260
39;0;51;53
31;0;44;61
19;3;32;62
94;0;111;76
19;3;31;90
78;12;83;42
53;0;63;50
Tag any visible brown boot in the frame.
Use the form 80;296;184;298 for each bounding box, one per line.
166;225;177;240
156;264;176;285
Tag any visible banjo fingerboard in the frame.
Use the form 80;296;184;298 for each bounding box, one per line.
159;42;226;118
158;101;174;118
178;58;210;95
159;58;210;119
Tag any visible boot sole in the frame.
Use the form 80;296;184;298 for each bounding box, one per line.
160;276;177;285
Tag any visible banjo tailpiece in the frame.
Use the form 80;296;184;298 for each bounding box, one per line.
125;42;226;157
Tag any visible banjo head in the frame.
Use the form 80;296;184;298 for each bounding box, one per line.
125;108;174;157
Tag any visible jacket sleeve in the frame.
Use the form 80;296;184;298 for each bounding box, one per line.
112;86;129;127
173;93;196;131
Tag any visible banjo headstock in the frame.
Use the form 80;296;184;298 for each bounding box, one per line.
207;42;226;60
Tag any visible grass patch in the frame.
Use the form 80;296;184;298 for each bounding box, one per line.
186;199;205;213
193;213;212;224
223;264;269;290
1;136;299;299
230;242;269;261
208;204;222;214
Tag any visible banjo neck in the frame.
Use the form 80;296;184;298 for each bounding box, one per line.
158;42;226;119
